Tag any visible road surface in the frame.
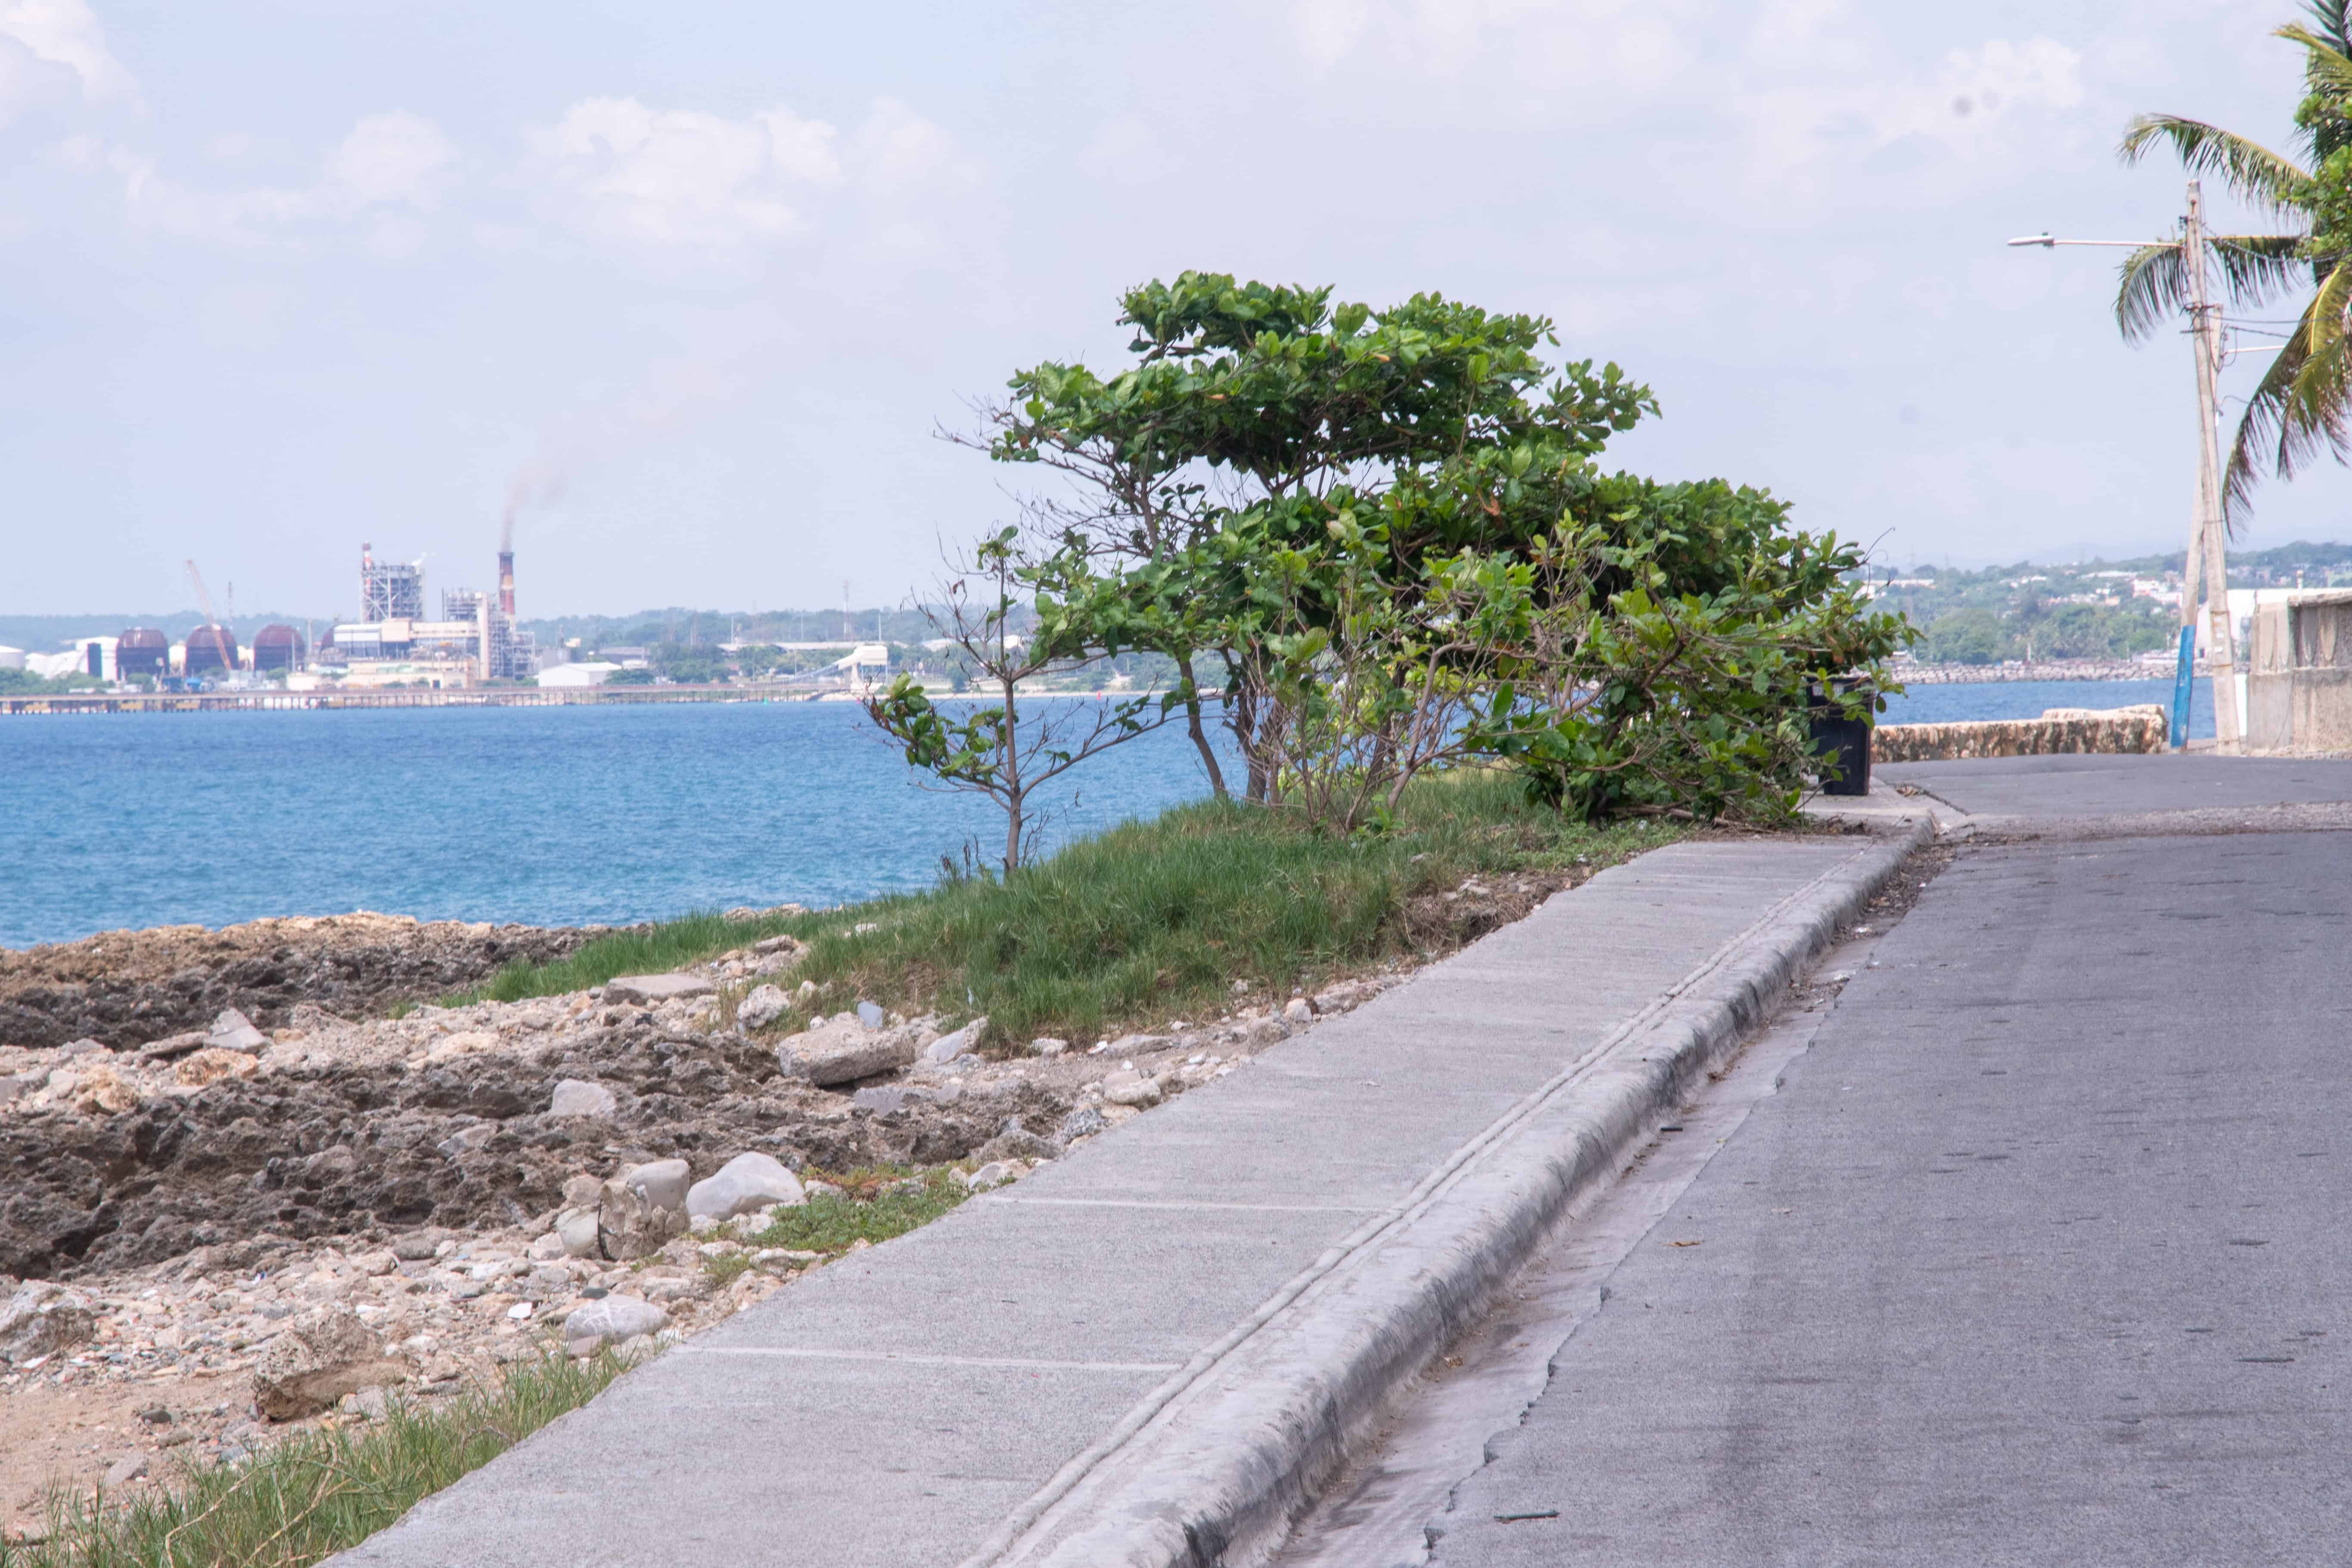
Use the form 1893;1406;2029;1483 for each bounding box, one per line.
1411;758;2352;1565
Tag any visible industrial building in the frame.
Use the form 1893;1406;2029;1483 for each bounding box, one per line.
359;546;425;621
315;541;537;686
116;628;168;679
251;624;306;671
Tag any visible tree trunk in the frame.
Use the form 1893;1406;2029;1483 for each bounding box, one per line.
1174;650;1227;799
999;670;1025;870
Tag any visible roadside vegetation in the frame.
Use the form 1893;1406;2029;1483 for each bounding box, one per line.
458;768;1676;1044
0;1354;623;1568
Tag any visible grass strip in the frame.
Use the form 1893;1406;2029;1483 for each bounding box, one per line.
1;1354;623;1568
457;770;1678;1043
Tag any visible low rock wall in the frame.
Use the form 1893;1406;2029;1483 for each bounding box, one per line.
1872;705;2168;764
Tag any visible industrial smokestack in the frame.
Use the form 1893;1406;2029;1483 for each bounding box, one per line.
498;550;515;617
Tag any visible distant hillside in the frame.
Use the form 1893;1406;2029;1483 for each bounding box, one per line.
0;612;322;652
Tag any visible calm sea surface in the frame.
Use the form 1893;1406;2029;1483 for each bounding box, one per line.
0;679;2213;949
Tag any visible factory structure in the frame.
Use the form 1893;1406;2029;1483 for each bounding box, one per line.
308;542;536;687
11;537;536;690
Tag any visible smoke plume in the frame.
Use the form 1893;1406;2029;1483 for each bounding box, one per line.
502;462;568;552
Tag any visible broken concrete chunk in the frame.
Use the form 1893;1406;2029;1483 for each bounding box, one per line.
776;1016;930;1087
546;1079;617;1119
736;984;791;1032
0;1282;97;1364
604;973;716;1006
249;1308;406;1421
174;1047;261;1088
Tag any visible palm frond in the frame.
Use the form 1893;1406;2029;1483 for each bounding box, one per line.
2280;22;2352;99
2119;115;2314;215
2224;257;2352;532
2115;243;2188;342
2212;233;2316;305
2308;0;2352;57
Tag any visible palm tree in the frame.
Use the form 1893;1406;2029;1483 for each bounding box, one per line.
2117;1;2352;529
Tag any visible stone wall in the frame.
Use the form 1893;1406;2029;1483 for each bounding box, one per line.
1871;705;2168;764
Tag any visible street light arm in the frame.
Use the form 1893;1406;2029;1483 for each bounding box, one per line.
2008;233;2169;248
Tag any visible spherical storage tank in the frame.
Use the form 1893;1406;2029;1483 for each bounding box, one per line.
252;624;305;671
116;627;169;678
183;626;239;674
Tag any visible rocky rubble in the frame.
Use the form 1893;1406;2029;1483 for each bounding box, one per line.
0;911;1461;1536
0;913;601;1052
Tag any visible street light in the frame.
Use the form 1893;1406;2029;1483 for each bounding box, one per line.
2009;184;2242;754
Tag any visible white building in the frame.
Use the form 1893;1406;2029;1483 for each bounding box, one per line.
538;661;622;689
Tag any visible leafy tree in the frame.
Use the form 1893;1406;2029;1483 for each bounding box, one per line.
2118;2;2352;524
864;529;1176;870
959;273;1905;824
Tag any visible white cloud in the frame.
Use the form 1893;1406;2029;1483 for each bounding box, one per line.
326;112;461;212
853;97;961;190
526;97;843;246
0;0;134;114
63;110;462;244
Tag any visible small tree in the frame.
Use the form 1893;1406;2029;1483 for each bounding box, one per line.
863;529;1175;871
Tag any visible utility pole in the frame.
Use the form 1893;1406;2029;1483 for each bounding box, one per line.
2183;181;2242;753
2008;181;2244;752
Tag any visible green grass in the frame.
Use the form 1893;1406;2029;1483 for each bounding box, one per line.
456;769;1676;1044
741;1166;970;1256
1;1354;623;1568
465;909;808;1006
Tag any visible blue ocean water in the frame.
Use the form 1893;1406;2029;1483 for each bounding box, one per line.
0;679;2213;949
0;701;1231;950
1878;676;2215;736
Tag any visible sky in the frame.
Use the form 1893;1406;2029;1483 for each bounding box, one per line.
0;0;2338;620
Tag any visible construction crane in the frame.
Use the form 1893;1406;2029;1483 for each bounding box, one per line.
184;560;235;677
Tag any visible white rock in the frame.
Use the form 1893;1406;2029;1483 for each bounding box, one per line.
554;1208;602;1259
1283;997;1314;1022
1102;1070;1163;1109
736;985;791;1031
208;1008;268;1052
561;1295;669;1347
547;1079;617;1119
604;973;716;1006
1031;1037;1068;1057
686;1152;806;1219
621;1158;692;1214
958;1160;1028;1191
922;1017;988;1065
103;1453;149;1487
524;1231;567;1262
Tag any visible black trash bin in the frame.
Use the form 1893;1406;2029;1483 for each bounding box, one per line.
1807;678;1874;796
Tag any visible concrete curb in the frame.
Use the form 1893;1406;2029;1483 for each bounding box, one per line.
962;820;1933;1568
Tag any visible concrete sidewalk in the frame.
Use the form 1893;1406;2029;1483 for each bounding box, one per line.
337;833;1919;1568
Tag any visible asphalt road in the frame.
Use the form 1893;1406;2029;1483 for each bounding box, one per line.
1431;778;2352;1565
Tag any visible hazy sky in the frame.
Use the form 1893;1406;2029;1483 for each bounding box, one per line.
0;0;2335;619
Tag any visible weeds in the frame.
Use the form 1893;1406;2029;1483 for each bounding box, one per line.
456;769;1676;1044
741;1167;969;1256
0;1353;622;1568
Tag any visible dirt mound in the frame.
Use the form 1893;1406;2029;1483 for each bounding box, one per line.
0;913;598;1051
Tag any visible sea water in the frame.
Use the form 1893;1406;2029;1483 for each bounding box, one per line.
0;680;2212;949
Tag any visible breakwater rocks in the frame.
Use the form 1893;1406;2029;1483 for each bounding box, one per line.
1873;704;2168;763
0;913;599;1053
1895;658;2171;683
